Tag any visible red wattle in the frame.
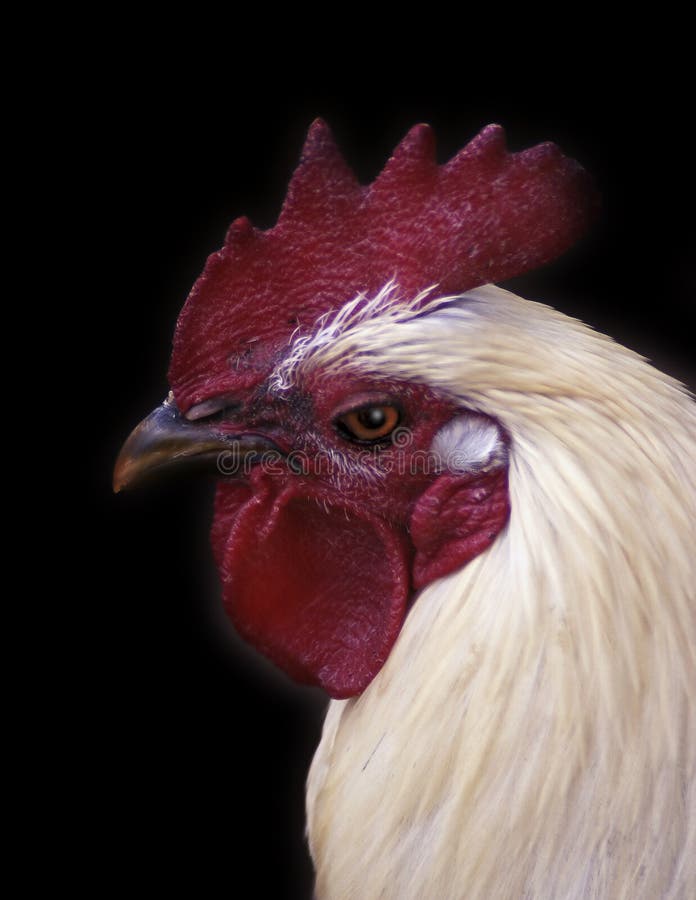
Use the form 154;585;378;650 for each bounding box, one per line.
409;468;510;589
213;480;411;698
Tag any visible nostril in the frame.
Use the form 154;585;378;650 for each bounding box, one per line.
185;393;241;422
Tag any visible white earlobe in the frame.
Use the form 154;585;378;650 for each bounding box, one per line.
429;414;506;474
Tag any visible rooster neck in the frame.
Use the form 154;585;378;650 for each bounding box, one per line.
306;286;696;900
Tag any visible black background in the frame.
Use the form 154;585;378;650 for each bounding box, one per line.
82;33;693;900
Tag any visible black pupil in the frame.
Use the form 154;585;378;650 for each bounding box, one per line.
358;407;387;430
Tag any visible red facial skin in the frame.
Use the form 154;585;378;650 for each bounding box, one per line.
202;372;510;698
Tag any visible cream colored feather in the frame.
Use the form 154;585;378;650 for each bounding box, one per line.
303;284;696;899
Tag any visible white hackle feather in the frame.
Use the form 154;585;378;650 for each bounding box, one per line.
304;283;696;899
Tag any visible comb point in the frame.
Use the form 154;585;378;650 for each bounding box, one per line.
224;215;255;247
373;123;437;191
518;140;564;170
446;123;508;171
279;119;359;226
392;123;436;162
300;117;339;162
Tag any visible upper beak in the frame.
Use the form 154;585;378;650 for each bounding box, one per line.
113;393;286;492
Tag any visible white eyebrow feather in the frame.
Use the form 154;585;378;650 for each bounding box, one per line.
269;280;457;391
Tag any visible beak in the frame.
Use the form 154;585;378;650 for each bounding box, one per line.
113;393;285;493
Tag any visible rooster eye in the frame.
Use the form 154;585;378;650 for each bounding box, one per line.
336;404;401;442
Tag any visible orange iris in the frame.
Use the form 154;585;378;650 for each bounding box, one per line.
337;404;400;441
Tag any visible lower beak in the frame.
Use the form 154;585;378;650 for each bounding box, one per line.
113;393;285;492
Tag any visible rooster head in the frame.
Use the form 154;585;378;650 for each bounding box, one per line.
114;121;596;697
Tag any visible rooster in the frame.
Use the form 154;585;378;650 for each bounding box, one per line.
114;121;695;899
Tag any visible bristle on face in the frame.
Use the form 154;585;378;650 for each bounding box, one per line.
168;120;598;410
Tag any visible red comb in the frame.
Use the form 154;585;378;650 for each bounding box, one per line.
169;120;597;409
